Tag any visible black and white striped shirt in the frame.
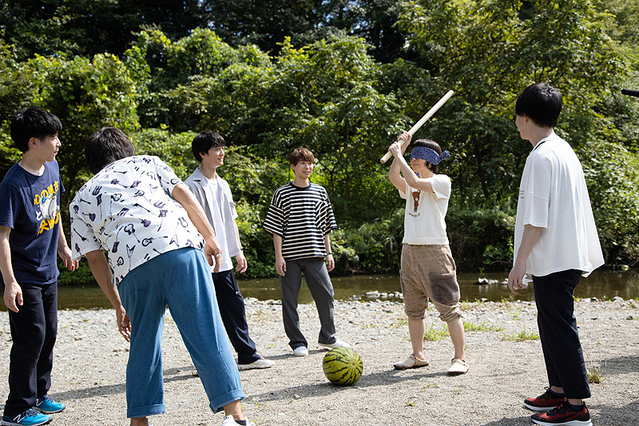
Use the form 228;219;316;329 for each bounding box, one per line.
263;182;337;260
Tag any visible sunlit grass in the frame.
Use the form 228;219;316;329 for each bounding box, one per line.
500;329;540;341
464;321;504;332
587;364;604;384
423;324;449;341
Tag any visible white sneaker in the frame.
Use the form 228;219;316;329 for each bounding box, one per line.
447;358;468;376
238;356;275;370
318;339;351;349
221;415;255;425
293;346;309;357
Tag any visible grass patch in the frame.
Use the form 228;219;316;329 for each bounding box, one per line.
460;300;483;309
501;330;540;341
423;324;449;341
392;318;408;328
464;321;504;332
587;364;604;384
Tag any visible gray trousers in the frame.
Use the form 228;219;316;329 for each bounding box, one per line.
279;258;336;349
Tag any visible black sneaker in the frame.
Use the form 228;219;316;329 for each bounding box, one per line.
531;400;592;426
524;388;567;411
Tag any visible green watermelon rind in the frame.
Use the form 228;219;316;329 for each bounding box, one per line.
322;347;363;386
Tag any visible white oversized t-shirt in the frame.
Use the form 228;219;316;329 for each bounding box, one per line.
514;133;604;277
400;174;451;245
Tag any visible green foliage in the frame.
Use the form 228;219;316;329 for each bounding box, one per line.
331;209;404;275
132;129;198;181
0;0;209;59
2;0;639;279
447;207;515;272
580;140;639;266
57;259;94;286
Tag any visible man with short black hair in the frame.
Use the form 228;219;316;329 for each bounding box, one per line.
509;83;604;426
0;107;77;426
185;131;274;370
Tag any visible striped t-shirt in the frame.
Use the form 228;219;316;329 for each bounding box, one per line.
263;182;337;261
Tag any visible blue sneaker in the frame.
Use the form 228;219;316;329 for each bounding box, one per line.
1;409;51;425
34;395;64;414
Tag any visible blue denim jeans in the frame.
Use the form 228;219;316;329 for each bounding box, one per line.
118;247;244;418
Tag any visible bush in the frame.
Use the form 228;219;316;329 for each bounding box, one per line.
57;259;95;286
331;209;404;275
446;207;515;272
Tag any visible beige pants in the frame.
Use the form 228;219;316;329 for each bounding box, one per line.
400;244;462;322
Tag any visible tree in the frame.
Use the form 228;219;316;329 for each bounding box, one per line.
0;0;208;59
0;52;139;205
396;0;627;206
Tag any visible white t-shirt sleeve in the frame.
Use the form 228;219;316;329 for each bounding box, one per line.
521;153;551;229
429;175;451;200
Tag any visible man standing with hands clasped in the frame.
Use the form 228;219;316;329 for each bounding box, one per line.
509;83;604;426
263;148;349;357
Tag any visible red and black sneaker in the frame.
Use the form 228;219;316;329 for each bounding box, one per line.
531;400;592;426
524;388;567;411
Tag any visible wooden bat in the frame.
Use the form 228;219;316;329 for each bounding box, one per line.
380;90;455;164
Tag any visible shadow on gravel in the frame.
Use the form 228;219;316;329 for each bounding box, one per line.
44;366;198;402
590;399;639;425
245;368;441;403
49;382;126;401
598;354;639;374
479;416;529;426
478;400;639;426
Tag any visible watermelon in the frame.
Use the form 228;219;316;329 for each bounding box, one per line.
322;347;363;386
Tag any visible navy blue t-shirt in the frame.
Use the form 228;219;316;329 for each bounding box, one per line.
0;160;63;285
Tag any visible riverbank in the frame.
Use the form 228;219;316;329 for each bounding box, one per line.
1;298;638;425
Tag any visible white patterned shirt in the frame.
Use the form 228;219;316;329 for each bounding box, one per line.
70;156;204;285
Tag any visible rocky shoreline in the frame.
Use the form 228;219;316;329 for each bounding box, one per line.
1;298;638;425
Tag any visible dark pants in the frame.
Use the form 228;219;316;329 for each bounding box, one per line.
533;270;591;399
1;282;58;418
279;258;336;349
212;269;259;365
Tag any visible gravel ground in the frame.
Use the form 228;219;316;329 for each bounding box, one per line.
1;297;638;426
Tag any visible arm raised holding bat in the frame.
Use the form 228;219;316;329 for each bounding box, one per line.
388;132;434;194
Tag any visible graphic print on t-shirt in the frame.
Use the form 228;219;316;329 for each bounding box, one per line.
409;189;421;217
35;181;60;235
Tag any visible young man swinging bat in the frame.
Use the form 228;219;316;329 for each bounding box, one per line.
387;132;468;376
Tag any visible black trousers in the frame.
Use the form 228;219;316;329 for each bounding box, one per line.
211;270;259;365
533;270;591;399
1;282;58;418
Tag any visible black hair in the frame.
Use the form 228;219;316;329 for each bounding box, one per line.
413;138;442;174
192;131;226;162
10;107;62;153
515;83;562;128
85;127;136;174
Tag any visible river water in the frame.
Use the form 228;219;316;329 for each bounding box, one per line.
37;269;639;310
